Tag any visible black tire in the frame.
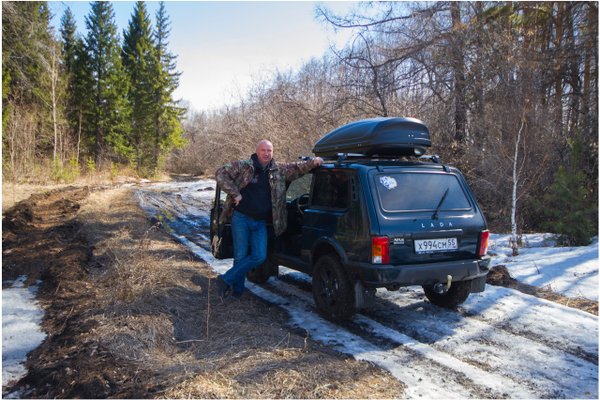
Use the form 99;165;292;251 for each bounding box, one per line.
312;254;355;320
247;259;278;284
423;280;470;309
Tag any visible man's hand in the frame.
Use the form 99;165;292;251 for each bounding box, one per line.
234;194;242;206
313;157;324;167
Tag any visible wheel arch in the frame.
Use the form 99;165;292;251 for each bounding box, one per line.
310;237;347;268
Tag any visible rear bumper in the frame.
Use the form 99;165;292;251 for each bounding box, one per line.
347;257;491;289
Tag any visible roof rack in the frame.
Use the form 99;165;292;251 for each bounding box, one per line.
419;155;441;164
317;153;442;164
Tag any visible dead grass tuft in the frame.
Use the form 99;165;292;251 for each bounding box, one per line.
98;228;174;305
163;350;403;399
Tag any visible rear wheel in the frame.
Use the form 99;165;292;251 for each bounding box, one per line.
423;280;470;308
312;254;355;320
247;259;278;284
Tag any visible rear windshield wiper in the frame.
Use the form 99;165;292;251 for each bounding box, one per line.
432;187;449;220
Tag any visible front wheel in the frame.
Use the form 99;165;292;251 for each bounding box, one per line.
423;280;470;309
312;254;355;320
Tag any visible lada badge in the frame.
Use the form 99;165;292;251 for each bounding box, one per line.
420;221;455;229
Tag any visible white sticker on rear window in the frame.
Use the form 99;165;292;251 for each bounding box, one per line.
379;176;397;190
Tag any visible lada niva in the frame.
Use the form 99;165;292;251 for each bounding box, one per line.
211;117;490;320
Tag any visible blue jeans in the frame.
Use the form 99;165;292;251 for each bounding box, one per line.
221;211;267;294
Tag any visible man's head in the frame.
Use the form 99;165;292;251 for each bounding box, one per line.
255;139;273;166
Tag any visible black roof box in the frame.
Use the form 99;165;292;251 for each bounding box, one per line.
313;117;431;157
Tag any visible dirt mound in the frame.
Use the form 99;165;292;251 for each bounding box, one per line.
2;187;90;285
3;186;404;398
486;264;518;287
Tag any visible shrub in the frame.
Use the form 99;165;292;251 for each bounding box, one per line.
538;165;597;246
86;157;96;175
50;156;81;183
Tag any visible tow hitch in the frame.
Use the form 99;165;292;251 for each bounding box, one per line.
433;274;453;294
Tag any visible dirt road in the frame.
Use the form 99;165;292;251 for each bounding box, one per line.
2;181;598;398
137;179;598;399
2;184;402;398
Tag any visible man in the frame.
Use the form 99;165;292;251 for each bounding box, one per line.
215;139;323;299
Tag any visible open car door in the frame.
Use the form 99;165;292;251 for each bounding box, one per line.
210;184;234;259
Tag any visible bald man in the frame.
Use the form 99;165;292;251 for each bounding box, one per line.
215;140;322;299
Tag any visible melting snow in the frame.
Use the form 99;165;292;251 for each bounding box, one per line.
490;233;598;301
2;276;46;388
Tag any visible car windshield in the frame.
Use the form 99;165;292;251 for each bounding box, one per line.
374;172;471;212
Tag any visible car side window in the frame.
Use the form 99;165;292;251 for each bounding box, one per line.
312;170;349;209
286;173;312;201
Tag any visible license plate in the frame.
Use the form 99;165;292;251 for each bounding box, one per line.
414;238;458;254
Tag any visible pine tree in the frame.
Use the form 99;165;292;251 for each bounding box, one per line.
153;1;185;171
2;1;57;178
60;8;77;74
84;1;131;165
2;1;52;107
60;8;80;148
538;137;597;246
71;37;93;162
122;1;157;176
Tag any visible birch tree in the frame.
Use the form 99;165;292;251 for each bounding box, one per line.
510;120;525;256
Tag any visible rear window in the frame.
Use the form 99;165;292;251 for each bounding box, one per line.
374;172;471;212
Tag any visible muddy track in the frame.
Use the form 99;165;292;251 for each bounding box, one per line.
136;180;598;399
3;186;158;398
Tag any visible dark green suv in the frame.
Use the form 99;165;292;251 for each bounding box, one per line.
211;118;490;320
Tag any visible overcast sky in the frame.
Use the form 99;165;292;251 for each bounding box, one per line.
48;1;356;112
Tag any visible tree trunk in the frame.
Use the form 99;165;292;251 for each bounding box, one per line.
51;46;59;163
554;2;565;138
451;2;466;145
511;120;525;256
582;3;598;140
565;3;580;137
77;108;82;164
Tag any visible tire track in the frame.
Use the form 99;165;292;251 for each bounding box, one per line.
277;269;597;398
268;270;540;398
136;183;598;399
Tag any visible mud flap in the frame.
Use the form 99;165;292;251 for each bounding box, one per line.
354;281;376;310
469;276;487;293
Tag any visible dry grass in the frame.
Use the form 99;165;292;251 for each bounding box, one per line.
164;351;401;399
71;187;405;398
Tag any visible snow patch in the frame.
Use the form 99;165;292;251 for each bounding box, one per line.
490;234;598;301
2;276;46;388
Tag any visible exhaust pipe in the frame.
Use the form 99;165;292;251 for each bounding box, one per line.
433;282;445;294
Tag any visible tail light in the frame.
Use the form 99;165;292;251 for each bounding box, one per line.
372;236;390;264
478;230;490;257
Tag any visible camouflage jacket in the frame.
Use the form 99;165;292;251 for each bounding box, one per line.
215;156;320;236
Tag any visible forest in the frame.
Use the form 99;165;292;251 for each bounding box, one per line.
2;1;184;179
2;1;598;244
